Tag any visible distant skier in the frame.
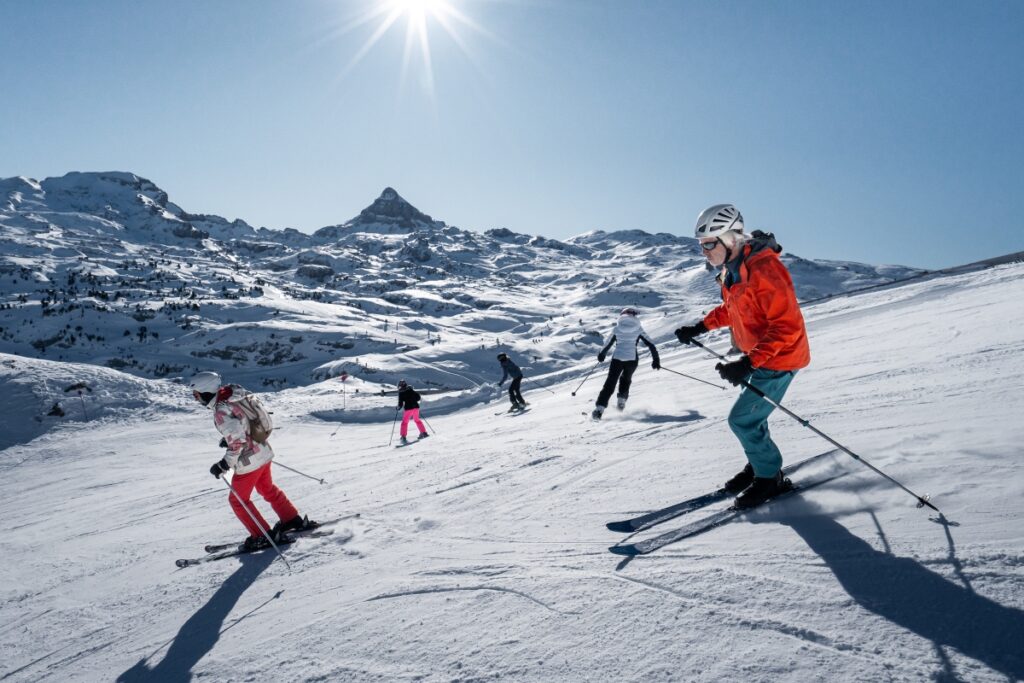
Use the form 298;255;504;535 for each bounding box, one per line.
497;352;527;412
674;204;810;509
397;379;429;446
188;371;315;551
592;308;660;419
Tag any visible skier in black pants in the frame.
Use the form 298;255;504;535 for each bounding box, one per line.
497;352;527;412
592;308;660;420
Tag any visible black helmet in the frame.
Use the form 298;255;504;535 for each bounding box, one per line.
497;353;508;361
620;307;638;316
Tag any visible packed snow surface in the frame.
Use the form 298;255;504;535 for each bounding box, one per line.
1;256;1022;681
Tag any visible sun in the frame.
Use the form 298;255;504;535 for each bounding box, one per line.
330;0;486;96
392;0;451;18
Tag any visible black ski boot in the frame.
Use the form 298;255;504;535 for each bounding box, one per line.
272;514;317;541
241;535;271;552
723;463;754;494
735;471;791;509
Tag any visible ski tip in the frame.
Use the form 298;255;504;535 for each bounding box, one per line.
608;544;640;557
605;521;634;533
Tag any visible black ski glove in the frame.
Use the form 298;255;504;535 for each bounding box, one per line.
209;458;229;479
674;321;707;345
597;351;606;363
651;357;661;370
218;437;227;449
716;356;753;386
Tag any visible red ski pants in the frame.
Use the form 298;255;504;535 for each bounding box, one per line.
228;462;298;538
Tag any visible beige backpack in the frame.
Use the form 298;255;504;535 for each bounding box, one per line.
236;393;274;444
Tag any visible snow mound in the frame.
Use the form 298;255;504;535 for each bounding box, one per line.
0;353;192;450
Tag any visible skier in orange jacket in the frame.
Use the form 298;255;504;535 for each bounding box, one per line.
674;204;810;508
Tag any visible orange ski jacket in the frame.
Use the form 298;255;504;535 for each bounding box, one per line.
702;242;810;371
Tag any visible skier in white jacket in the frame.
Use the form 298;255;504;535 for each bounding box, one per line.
592;308;660;420
189;372;314;551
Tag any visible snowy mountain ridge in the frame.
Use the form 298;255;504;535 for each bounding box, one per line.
1;171;924;402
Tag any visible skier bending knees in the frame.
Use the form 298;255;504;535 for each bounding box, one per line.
496;352;527;411
674;204;810;509
591;308;660;420
189;371;316;551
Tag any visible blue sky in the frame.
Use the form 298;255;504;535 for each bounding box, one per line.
1;0;1021;269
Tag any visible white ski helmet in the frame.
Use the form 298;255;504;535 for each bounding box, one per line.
189;371;222;405
694;204;744;240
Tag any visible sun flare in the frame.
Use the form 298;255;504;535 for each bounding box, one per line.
392;0;451;18
333;0;485;96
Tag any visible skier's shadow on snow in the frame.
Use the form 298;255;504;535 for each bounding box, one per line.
116;551;277;683
631;410;703;424
774;504;1024;681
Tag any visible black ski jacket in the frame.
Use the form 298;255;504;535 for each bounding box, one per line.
499;358;523;383
398;387;421;410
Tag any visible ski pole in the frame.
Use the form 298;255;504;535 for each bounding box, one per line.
221;477;292;570
388;407;400;446
659;366;727;391
422;415;436;435
523;378;557;396
274;460;327;485
686;338;939;511
571;361;602;396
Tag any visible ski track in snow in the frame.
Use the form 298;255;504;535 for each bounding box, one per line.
1;262;1024;681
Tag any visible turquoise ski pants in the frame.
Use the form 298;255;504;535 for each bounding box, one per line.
727;368;796;478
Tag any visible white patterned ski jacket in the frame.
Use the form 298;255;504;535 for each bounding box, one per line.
212;384;274;475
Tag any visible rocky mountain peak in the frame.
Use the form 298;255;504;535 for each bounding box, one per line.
352;187;441;229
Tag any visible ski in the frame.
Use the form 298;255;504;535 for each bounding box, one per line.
607;473;846;557
605;449;839;533
605;489;729;533
494;407;530;416
178;529;336;568
202;514;358;553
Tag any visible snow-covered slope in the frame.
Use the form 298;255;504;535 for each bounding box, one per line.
1;172;923;408
1;259;1021;682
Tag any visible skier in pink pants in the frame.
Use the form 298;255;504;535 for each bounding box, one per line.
397;380;429;446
